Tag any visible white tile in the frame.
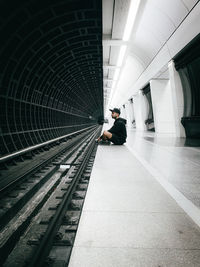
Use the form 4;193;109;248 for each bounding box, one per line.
74;211;200;249
69;247;200;267
84;179;184;213
83;143;183;213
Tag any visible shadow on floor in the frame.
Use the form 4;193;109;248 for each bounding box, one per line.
143;137;200;147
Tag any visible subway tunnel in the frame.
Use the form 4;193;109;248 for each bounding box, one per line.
0;0;103;157
1;1;200;266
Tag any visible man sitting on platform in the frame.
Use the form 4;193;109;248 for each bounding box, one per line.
97;108;127;145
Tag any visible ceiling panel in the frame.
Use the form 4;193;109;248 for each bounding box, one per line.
103;0;114;35
112;0;130;39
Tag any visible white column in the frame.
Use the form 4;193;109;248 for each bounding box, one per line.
128;98;135;128
168;60;185;137
124;102;132;127
133;91;147;131
150;79;176;135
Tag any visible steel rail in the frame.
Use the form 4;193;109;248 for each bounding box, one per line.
0;126;98;196
0;125;97;164
29;129;99;267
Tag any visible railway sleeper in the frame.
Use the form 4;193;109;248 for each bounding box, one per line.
0;165;57;231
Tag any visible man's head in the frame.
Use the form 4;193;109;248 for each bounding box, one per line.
109;108;120;119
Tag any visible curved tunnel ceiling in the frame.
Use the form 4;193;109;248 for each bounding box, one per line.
103;0;199;109
0;0;103;156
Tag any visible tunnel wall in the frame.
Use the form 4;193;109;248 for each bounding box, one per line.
0;0;103;156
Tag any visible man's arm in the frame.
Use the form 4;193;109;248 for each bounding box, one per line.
97;124;115;140
107;124;116;134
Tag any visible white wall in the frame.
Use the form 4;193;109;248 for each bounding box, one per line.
123;102;132;127
120;105;127;121
150;79;176;134
127;99;135;128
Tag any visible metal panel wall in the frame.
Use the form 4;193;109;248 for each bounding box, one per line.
0;0;103;156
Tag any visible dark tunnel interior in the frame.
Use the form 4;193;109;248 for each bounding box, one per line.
0;0;103;157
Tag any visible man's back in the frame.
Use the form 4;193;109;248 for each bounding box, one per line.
108;118;127;144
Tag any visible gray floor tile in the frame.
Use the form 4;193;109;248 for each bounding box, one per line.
69;247;200;267
74;211;200;249
84;180;184;213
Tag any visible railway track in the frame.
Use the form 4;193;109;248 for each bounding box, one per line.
0;126;97;196
0;126;101;266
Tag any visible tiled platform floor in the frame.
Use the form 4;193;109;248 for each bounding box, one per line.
68;128;200;267
126;129;200;210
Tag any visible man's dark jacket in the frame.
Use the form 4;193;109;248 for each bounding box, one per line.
108;118;127;143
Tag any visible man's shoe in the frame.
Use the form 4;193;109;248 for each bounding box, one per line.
98;140;111;145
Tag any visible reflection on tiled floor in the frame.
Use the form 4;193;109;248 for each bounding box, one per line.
69;128;200;267
127;129;200;209
144;136;200;148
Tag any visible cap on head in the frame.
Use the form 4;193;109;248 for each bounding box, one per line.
109;108;120;115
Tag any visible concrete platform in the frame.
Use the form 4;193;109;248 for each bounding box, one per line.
68;129;200;267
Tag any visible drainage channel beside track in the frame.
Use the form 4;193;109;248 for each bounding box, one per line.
0;126;101;266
